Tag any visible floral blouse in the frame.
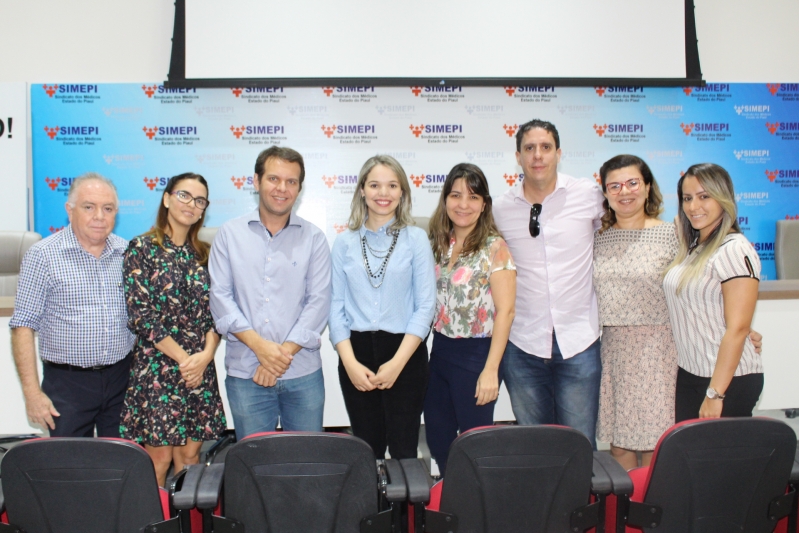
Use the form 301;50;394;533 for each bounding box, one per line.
434;235;516;338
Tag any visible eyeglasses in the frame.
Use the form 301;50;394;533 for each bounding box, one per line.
171;190;210;210
605;178;641;195
529;203;542;237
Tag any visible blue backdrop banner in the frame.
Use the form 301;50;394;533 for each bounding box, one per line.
31;83;799;279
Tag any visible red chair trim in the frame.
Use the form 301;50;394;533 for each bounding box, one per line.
428;480;444;511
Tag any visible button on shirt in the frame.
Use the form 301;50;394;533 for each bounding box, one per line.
494;173;604;359
209;210;332;380
329;222;436;346
10;225;135;366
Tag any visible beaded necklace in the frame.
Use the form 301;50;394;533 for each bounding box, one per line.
360;230;399;289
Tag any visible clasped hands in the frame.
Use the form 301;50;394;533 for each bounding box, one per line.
179;349;214;389
252;339;297;387
345;358;402;392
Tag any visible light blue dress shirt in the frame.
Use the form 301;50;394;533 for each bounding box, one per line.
209;210;332;380
329;220;436;346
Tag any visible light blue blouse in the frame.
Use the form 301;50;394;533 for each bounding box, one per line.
329;220;436;346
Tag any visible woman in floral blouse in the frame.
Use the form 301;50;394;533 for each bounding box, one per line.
424;163;516;475
120;172;226;487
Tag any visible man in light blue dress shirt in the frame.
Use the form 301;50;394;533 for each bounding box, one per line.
209;146;332;438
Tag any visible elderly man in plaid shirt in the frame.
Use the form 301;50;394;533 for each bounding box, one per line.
10;173;135;437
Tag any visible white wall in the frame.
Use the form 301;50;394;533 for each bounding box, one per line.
0;1;174;84
694;0;799;83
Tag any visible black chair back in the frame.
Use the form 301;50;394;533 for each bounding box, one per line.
2;438;165;533
642;418;796;532
222;432;379;533
440;425;594;533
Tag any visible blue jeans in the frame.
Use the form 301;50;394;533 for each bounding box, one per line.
424;333;501;475
226;368;325;440
503;334;601;449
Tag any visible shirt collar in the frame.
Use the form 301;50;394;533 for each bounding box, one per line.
513;173;568;205
61;224;124;256
360;217;395;236
247;209;301;226
247;209;300;234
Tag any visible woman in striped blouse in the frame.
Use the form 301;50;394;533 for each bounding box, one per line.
664;163;763;422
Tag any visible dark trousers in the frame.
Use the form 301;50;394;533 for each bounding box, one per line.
41;353;133;437
339;330;429;459
675;367;764;423
424;333;501;476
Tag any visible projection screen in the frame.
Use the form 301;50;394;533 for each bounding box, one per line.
168;0;703;87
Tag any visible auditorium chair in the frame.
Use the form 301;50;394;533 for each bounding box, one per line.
412;217;430;234
0;438;203;533
194;431;407;533
198;226;218;247
604;418;799;533
0;231;41;297
776;219;799;279
200;429;236;465
399;425;628;533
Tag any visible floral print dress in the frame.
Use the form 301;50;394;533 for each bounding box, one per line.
119;235;226;446
434;235;516;339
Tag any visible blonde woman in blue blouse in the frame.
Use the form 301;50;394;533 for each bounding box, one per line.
329;155;436;459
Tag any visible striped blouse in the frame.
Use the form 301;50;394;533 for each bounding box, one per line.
663;233;762;377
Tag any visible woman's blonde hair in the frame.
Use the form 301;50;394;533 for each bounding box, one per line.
666;163;741;293
348;155;415;233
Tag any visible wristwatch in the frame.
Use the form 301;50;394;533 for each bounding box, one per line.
706;387;726;400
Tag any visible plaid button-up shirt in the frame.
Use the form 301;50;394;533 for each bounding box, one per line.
10;225;135;366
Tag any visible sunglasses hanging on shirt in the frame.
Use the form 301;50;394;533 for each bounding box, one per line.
529;203;543;238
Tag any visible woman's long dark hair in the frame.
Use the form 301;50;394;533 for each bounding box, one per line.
145;172;211;266
428;163;501;263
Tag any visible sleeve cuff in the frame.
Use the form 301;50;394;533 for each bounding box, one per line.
329;326;351;347
151;325;171;346
286;327;322;350
214;312;253;338
406;321;432;341
9;310;40;330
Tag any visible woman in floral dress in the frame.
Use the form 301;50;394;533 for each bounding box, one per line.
120;172;226;486
424;163;516;475
593;155;678;471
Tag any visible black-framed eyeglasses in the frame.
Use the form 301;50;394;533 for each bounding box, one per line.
605;178;641;195
172;190;210;210
529;203;542;237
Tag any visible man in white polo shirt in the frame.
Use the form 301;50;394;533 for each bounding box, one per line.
494;119;604;448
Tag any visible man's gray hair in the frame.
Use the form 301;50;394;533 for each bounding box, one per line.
66;172;119;207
